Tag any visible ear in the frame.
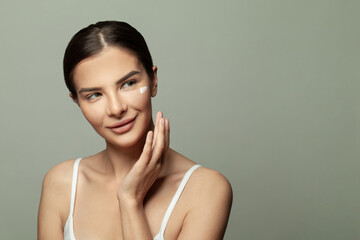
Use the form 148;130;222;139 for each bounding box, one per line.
151;65;158;97
69;92;79;105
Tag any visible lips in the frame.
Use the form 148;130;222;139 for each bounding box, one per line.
107;116;136;134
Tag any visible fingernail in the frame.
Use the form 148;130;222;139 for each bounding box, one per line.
161;118;164;125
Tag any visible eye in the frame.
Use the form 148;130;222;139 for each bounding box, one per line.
122;80;137;88
86;92;102;100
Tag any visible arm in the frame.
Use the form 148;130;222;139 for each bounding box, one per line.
177;170;233;240
118;196;154;240
38;164;70;240
117;112;169;240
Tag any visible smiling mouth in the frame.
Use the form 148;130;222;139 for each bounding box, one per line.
107;116;136;134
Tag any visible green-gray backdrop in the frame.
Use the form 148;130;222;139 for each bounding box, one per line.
0;0;359;239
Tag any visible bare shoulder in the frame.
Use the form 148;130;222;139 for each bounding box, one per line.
42;159;76;194
167;149;232;199
176;166;233;239
39;159;77;229
188;166;233;201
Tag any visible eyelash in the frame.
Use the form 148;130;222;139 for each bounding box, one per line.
85;80;137;100
86;92;102;100
122;80;137;88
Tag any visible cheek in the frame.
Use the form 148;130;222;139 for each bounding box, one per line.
122;87;151;110
80;104;104;128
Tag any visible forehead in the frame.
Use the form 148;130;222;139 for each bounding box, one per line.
73;47;143;88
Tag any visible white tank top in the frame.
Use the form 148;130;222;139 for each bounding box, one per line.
64;157;201;240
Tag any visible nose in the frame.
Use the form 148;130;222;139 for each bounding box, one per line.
106;91;127;117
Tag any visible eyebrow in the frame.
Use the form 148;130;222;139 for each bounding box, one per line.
78;70;140;94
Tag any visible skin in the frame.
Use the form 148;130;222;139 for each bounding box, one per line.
38;46;233;240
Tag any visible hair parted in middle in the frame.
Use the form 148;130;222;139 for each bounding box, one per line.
63;21;154;99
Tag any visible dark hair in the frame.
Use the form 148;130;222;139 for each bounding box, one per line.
63;21;154;99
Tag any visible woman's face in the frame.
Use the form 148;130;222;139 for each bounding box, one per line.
71;46;157;148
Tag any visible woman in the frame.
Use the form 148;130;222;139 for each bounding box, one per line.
38;21;232;240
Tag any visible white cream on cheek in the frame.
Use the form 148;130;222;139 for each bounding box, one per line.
139;86;148;94
120;85;149;108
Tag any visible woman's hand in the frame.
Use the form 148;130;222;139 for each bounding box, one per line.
117;112;170;204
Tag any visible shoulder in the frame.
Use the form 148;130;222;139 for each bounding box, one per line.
42;159;77;192
177;166;232;239
166;149;232;200
188;166;233;203
38;159;78;238
39;159;78;224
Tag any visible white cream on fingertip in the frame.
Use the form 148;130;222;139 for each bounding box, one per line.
139;86;148;94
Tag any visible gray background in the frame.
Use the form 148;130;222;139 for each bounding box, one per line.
0;0;359;239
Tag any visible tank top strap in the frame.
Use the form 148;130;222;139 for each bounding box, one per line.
69;157;82;216
158;164;201;238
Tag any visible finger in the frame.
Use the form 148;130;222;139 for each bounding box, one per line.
161;118;170;164
149;118;165;167
165;118;170;149
152;111;162;149
159;119;169;165
155;111;163;138
138;131;153;167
